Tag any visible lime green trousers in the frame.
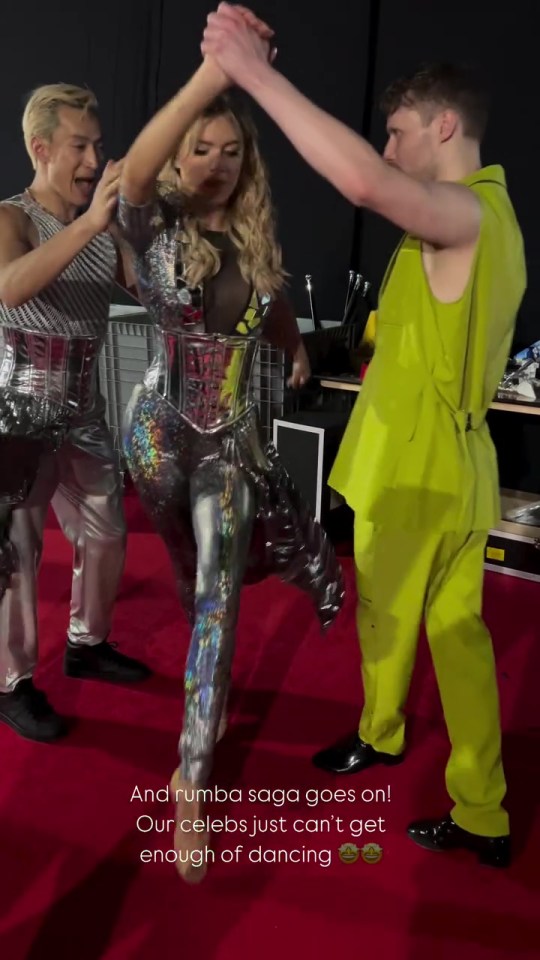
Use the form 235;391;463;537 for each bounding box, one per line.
354;521;508;837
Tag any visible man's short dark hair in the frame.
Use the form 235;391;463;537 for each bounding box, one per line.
380;62;490;141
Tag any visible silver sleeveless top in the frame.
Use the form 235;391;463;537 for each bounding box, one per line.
0;191;116;337
0;192;116;415
117;193;272;432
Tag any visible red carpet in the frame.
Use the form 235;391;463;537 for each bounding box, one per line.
0;491;539;960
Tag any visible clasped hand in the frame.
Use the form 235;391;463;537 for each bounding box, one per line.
201;3;277;87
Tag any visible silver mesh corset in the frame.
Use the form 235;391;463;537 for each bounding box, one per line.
149;329;260;432
0;328;102;413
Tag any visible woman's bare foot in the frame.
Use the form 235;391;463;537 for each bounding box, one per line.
170;769;210;884
217;710;227;742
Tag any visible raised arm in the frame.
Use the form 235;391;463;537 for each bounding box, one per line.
108;221;140;299
202;5;481;249
0;162;121;309
120;62;230;206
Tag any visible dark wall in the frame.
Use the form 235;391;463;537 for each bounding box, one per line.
1;1;537;339
154;0;373;320
1;1;372;322
1;2;538;491
1;1;160;187
358;0;539;350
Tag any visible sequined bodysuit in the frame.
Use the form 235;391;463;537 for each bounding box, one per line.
118;191;344;784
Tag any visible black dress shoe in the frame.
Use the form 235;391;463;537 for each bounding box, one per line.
312;732;404;774
407;815;511;868
64;639;152;684
0;678;69;742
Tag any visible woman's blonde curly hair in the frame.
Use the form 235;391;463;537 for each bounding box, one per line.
158;94;286;297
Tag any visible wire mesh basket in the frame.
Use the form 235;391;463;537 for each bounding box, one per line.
97;309;156;470
301;320;368;379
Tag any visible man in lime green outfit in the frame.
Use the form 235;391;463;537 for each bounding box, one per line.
203;4;526;867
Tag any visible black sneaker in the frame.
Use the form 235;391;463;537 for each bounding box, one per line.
0;678;69;742
64;639;152;684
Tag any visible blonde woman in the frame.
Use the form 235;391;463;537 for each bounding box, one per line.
118;58;344;882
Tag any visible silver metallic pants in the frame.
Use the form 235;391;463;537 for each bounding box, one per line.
124;386;258;785
0;417;126;692
182;459;255;784
124;377;345;784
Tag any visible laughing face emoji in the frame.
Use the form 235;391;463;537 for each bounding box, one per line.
338;843;360;864
361;843;383;864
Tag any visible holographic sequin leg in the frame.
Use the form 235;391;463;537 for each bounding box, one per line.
122;387;197;623
181;458;255;785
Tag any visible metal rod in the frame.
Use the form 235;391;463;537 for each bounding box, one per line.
342;272;362;325
305;274;322;329
342;269;356;322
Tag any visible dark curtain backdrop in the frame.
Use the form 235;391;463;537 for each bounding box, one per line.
1;0;537;339
358;0;539;352
1;1;539;488
1;1;372;322
1;1;161;184
154;0;373;319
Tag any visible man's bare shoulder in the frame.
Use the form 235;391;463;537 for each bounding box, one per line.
0;201;40;259
369;168;482;250
0;202;35;261
0;201;32;237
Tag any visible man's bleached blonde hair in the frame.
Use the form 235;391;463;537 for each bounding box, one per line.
22;83;99;169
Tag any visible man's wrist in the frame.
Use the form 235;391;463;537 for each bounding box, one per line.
76;210;102;241
239;59;274;97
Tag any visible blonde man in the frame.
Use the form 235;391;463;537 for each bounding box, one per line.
0;83;150;743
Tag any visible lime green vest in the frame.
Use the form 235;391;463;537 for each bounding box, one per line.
329;165;526;531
